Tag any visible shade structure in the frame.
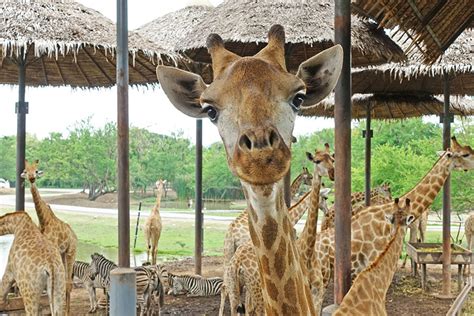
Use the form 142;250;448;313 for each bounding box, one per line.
300;94;474;119
352;0;474;64
0;0;177;87
352;29;474;96
168;0;405;74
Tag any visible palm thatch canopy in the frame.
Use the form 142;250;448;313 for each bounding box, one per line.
167;0;405;73
352;0;474;64
300;94;474;119
0;0;177;87
353;29;473;96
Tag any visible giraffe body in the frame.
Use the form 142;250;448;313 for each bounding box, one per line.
0;212;65;316
144;179;165;264
158;24;343;314
334;198;413;316
21;160;77;316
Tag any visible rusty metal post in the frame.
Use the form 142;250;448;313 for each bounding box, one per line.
110;268;136;316
15;51;27;211
364;104;372;207
195;119;203;275
334;0;352;305
442;73;452;296
284;169;291;207
117;0;130;268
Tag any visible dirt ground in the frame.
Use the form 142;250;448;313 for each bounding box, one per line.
4;256;463;315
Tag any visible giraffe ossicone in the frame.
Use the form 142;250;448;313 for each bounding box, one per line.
157;24;343;315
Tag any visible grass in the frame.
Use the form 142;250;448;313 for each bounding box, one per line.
0;207;227;261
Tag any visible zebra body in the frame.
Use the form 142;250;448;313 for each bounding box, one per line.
169;273;223;297
73;261;103;313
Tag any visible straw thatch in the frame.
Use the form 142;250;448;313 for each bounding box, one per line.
352;0;474;64
0;0;177;87
164;0;405;72
352;29;474;96
299;94;474;119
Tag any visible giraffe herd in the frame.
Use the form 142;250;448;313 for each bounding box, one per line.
1;23;473;315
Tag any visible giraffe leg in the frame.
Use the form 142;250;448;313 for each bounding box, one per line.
65;249;75;316
152;243;157;265
218;284;227;316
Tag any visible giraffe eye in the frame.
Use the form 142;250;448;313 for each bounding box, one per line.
290;92;306;111
462;153;470;158
203;104;218;122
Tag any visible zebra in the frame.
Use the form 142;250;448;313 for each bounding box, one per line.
89;253;164;316
168;273;223;297
72;260;104;313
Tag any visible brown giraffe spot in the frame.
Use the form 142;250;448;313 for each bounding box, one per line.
282;302;299;315
248;222;260;248
274;240;287;279
261;255;271;275
262;217;278;250
286;244;294;267
428;190;437;200
284;277;296;301
283;216;290;234
265;278;279;301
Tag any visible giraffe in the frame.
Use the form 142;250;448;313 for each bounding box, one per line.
0;212;66;315
157;24;343;314
334;198;414;316
290;166;313;200
21;159;77;316
320;184;392;232
463;213;474;275
312;136;474;306
219;144;335;315
144;179;166;265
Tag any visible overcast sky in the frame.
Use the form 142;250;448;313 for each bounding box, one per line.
0;0;334;146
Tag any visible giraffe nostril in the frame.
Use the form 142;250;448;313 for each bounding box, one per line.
268;129;279;148
239;134;252;151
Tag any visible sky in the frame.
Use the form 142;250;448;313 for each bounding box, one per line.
0;0;334;146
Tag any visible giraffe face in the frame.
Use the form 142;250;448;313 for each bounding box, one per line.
301;167;313;186
375;183;392;199
156;179;166;192
450;136;474;171
157;25;343;186
20;159;43;182
385;198;414;233
306;143;335;181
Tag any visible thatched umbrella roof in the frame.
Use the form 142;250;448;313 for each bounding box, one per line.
352;29;474;96
0;0;177;87
169;0;405;72
300;94;474;119
352;0;474;64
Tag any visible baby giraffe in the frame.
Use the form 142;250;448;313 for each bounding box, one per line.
334;197;413;316
144;179;166;265
0;212;65;315
21;159;77;315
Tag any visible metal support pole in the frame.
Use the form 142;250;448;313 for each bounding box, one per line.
195;119;203;275
117;0;130;268
334;0;352;305
15;52;27;211
364;105;372;207
284;169;291;207
442;73;451;296
110;268;136;316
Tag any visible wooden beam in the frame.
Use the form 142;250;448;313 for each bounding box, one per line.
0;294;49;312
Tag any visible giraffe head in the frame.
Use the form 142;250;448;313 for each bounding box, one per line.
305;143;335;181
449;136;474;171
157;25;342;186
385;198;415;233
301;167;313;186
20;159;43;183
374;183;392;199
156;179;166;193
319;187;332;214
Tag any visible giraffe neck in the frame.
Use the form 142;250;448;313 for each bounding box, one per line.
296;174;321;269
351;188;380;205
290;174;304;197
336;224;406;316
30;181;54;226
0;212;34;235
243;180;315;315
402;154;451;218
288;190;312;224
152;188;163;215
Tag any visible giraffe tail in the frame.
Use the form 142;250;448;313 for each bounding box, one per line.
45;264;56;315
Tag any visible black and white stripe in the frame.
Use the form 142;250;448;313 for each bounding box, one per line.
168;273;223;297
73;261;104;313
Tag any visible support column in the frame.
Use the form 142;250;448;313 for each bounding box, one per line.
117;0;130;268
195;119;203;275
284;170;291;207
364;105;372;207
110;268;136;316
334;0;352;305
15;52;27;211
441;73;452;297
